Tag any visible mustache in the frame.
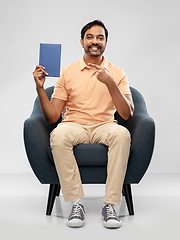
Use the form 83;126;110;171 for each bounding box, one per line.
88;44;101;49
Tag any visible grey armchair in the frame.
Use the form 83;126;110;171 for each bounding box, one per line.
23;86;155;216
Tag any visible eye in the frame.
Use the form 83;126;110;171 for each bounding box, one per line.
98;36;105;41
86;35;92;40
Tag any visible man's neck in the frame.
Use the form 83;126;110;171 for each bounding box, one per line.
83;55;104;66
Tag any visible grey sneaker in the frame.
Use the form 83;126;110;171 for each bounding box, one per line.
67;202;85;228
102;204;122;229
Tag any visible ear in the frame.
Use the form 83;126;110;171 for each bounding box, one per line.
80;39;84;48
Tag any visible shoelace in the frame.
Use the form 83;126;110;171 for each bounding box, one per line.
106;204;118;220
71;203;84;218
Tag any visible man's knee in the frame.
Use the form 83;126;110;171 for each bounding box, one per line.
50;123;73;148
109;125;131;145
117;125;130;138
50;123;88;148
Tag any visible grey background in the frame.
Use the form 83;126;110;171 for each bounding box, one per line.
0;0;179;173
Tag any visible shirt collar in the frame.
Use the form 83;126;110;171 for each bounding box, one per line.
80;56;109;71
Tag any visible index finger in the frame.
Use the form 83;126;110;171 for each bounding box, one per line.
34;65;48;76
35;65;45;70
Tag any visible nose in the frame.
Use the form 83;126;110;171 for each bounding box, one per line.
91;37;99;45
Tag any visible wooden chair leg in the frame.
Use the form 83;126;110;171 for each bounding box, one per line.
123;184;134;215
46;184;60;215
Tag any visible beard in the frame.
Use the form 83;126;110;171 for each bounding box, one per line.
84;44;105;57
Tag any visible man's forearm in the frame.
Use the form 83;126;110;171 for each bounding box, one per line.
106;79;134;120
36;86;59;123
87;63;134;119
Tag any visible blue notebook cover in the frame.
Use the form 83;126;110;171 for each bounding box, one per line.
39;43;61;77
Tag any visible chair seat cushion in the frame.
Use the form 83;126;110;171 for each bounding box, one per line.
47;143;108;166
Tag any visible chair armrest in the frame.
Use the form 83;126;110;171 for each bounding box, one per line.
127;114;155;146
124;113;155;183
23;114;60;183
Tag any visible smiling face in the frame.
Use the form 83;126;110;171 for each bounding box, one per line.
80;25;107;58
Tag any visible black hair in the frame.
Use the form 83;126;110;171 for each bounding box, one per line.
81;20;108;41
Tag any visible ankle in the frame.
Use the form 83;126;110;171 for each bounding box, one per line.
72;198;83;206
103;202;115;207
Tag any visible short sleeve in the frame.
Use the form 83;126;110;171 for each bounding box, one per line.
117;69;131;95
51;68;68;101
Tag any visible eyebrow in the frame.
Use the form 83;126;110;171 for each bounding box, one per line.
86;34;105;38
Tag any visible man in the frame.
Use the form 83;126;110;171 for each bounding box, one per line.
33;20;134;229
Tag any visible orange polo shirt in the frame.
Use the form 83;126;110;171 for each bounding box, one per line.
51;57;131;123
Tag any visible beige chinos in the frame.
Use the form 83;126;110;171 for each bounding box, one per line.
50;121;131;205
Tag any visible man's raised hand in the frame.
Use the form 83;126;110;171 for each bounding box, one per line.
33;65;48;88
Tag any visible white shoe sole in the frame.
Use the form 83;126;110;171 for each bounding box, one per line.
66;219;85;228
102;218;122;229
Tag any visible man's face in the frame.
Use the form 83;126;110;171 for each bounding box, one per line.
81;25;107;57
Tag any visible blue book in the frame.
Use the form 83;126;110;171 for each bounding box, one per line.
39;43;61;77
